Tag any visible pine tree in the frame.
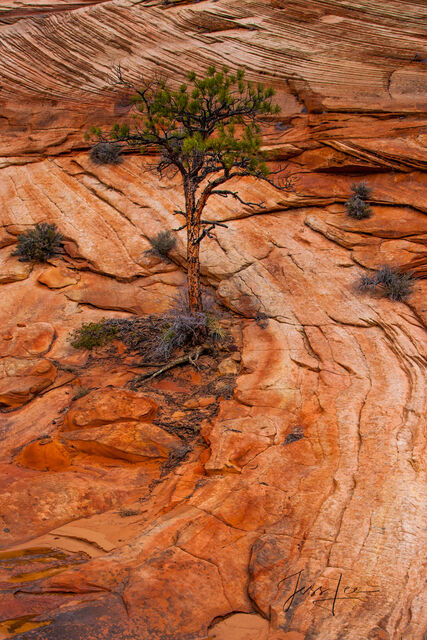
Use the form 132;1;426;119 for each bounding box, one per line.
88;66;295;314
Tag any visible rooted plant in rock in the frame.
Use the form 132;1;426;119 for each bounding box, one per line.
12;223;63;263
90;142;122;165
358;265;414;301
205;311;227;342
88;65;295;316
147;230;177;258
345;182;373;219
69;320;118;350
100;305;229;387
350;182;372;200
345;195;372;220
105;304;227;364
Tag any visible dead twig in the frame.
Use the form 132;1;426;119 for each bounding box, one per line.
132;345;208;386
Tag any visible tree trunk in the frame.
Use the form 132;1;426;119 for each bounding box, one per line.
185;180;203;314
187;220;202;313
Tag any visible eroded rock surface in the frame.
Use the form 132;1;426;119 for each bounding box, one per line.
0;1;426;639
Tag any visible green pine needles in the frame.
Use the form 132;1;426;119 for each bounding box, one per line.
87;65;294;314
88;66;280;179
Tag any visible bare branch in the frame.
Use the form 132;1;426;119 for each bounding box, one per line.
196;226;215;244
211;189;265;209
200;220;228;228
109;63;135;90
132;345;208;385
261;165;297;191
196;220;229;244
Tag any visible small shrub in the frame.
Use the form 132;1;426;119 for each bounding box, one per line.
147;230;176;258
103;296;227;363
358;265;414;301
206;312;226;342
154;307;209;361
152;308;227;361
12;223;63;263
285;426;304;445
72;385;91;400
69;320;118;350
119;508;139;517
345;182;373;220
90;142;122;165
350;182;372;200
255;310;269;329
345;195;372;220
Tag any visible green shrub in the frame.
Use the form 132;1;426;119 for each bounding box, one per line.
90;142;122;165
147;230;176;258
12;223;63;263
69;320;118;350
345;182;373;219
358;266;414;301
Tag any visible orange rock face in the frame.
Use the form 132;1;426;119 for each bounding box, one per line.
0;1;426;640
16;439;72;472
0;322;57;408
62;388;157;430
37;266;79;289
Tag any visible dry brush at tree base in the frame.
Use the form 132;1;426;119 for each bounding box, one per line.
0;1;426;640
69;305;229;384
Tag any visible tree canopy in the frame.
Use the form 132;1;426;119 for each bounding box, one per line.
88;65;294;313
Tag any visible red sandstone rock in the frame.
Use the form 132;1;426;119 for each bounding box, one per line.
38;266;79;288
1;323;55;357
0;357;57;409
203;415;279;474
63;421;181;462
62;388;157;430
208;613;269;640
0;250;32;283
0;1;425;639
183;395;216;409
217;356;239;376
16;439;71;472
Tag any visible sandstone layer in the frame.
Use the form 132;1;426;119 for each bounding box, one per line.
0;1;426;640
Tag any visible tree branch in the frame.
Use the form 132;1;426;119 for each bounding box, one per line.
261;166;297;191
196;220;229;244
196;226;215;244
211;189;265;209
200;220;229;228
